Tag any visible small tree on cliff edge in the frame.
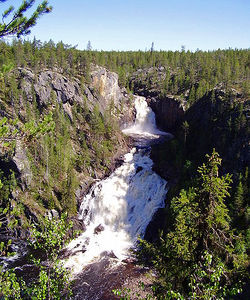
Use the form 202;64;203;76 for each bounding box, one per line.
0;0;52;38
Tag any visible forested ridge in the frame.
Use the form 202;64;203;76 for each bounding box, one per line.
0;38;249;299
0;39;249;97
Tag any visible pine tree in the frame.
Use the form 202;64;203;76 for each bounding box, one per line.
234;177;244;216
86;40;92;51
181;120;189;144
188;85;196;105
0;0;52;38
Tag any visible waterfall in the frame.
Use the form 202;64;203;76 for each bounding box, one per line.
64;96;168;275
122;96;167;138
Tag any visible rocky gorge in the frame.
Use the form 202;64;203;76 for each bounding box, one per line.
1;61;249;247
0;53;249;299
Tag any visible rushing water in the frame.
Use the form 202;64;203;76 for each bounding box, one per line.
64;96;168;278
122;96;167;139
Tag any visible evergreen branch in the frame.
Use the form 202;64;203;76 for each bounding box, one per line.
0;0;52;38
2;5;14;23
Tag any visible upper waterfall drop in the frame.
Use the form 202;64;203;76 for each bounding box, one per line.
64;95;168;275
122;96;168;138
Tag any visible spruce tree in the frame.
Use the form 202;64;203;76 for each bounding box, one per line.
137;150;247;297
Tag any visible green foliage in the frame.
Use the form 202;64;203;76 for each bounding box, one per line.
0;112;55;158
113;252;242;299
23;111;55;141
181;120;189;144
0;266;25;299
0;0;52;38
0;214;73;300
0;37;248;300
0;177;24;298
136;150;247;298
26;214;73;299
0;170;19;235
0;62;14;75
0;39;248;95
187;251;242;299
26;262;72;300
113;281;154;300
0;117;18;154
29;213;73;259
23;104;79;213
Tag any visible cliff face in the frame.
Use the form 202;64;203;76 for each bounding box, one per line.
184;89;250;174
90;65;134;126
0;65;135;230
15;66;134;125
150;88;249;189
147;96;184;132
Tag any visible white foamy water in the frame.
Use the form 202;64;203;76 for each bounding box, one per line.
64;96;168;275
122;96;168;138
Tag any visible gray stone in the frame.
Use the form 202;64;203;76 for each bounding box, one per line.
13;140;32;187
16;66;134;126
46;209;59;220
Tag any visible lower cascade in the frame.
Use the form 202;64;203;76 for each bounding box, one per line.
64;96;168;275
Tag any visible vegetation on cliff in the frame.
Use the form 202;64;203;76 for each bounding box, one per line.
0;213;73;299
0;62;129;232
0;37;249;298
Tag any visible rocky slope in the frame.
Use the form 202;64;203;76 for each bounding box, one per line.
184;88;249;173
0;65;135;236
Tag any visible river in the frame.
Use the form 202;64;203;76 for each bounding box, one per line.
63;96;170;299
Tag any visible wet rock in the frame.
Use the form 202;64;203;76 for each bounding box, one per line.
122;257;136;264
100;251;117;259
70;217;86;232
144;208;167;243
136;166;143;173
108;251;118;259
94;224;104;235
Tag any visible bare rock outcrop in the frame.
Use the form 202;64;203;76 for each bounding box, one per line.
90;65;134;126
16;66;134;126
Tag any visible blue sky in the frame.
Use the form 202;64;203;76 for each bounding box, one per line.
2;0;250;51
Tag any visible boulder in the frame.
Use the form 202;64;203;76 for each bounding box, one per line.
94;224;104;235
46;209;59;220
